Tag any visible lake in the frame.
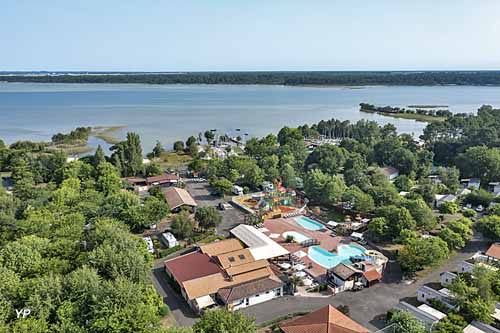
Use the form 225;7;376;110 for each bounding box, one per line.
1;83;500;153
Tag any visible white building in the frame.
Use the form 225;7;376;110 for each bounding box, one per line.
463;321;500;333
439;271;457;286
162;232;178;248
416;284;456;310
435;194;457;207
395;301;446;330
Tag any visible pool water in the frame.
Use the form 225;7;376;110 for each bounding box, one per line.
294;216;325;231
308;245;366;269
282;231;310;243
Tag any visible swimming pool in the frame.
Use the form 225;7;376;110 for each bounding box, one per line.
294;216;325;231
282;231;310;243
308;245;366;269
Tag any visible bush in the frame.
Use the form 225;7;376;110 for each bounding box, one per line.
462;208;476;218
157;245;182;258
439;201;459;214
159;305;170;316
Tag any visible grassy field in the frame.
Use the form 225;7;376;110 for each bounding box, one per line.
158;151;193;169
91;125;127;144
47;144;94;155
360;109;446;123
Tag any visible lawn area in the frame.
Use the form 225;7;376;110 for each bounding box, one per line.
158;151;193;169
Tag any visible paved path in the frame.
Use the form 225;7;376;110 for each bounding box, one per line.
241;234;489;330
151;268;198;327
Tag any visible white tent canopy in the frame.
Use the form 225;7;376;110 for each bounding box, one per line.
195;295;215;309
230;224;289;260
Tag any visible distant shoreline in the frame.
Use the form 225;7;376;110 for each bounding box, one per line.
3;71;500;86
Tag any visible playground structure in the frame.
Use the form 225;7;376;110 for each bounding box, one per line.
232;181;304;220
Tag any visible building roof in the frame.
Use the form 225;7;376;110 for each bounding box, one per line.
485;243;500;260
199;238;243;257
123;177;147;185
217;277;283;304
363;269;381;282
230;224;289;260
182;267;273;300
225;259;269;276
330;264;357;280
215;248;254;269
163;187;197;210
435;194;457;203
416;304;446;321
380;166;399;177
463;321;500;333
280;305;370;333
164;252;222;283
146;173;179;184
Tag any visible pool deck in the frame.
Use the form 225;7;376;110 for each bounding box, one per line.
262;217;349;279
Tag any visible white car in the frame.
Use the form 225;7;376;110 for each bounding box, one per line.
475;205;484;212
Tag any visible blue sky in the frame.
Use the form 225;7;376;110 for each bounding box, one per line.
2;0;500;71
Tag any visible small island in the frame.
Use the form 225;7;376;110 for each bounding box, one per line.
359;103;452;122
47;125;126;155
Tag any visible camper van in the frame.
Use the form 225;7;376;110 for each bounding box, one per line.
162;232;178;248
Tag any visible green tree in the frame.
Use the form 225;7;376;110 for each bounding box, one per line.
403;199;436;231
367;217;388;242
210;178;233;196
93;145;107;167
398;237;449;275
110;132;144;176
439;201;459;214
280;163;296;188
378;206;416;240
145;163;163;177
143;196;169;227
195;206;222;231
171;211;194;239
438;228;465;250
456;146;500;185
394;175;413;192
304;169;346;206
186;136;197;148
204;130;215;144
341;186;375;213
432;313;467;333
476;215;500;239
173;141;185;152
193;308;256;333
96;162;121;196
304;144;348;175
389;310;426;333
152;140;165;158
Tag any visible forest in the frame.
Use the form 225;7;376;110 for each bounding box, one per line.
3;71;500;86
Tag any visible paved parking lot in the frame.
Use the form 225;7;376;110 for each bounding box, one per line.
184;180;246;235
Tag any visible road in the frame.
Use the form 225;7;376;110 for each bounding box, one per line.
240;234;489;330
184;180;246;235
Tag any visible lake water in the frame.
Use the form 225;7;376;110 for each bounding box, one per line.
1;83;500;153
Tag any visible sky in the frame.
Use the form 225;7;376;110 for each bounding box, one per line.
2;0;500;71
